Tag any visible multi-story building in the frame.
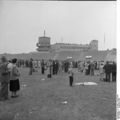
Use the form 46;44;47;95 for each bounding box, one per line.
36;32;98;52
51;40;98;52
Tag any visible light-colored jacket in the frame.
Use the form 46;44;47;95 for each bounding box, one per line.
68;67;74;77
10;64;20;80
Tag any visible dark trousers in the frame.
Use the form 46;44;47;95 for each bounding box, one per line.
90;69;94;76
47;74;52;78
69;76;73;86
53;67;55;74
29;67;33;75
55;68;58;75
42;67;44;74
65;67;68;73
85;69;89;75
105;73;110;82
112;72;116;82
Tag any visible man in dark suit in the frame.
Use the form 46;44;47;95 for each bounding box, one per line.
41;59;45;75
29;58;33;75
103;61;111;82
111;62;116;82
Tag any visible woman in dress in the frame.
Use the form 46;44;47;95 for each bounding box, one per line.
9;58;20;98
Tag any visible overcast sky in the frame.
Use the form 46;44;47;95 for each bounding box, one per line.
0;0;116;54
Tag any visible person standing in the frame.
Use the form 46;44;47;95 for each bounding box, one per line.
47;60;52;78
90;61;95;76
56;60;59;75
88;62;90;75
85;62;89;75
111;62;116;82
99;62;105;81
68;64;74;87
54;61;57;75
9;58;20;98
41;59;45;75
103;61;111;82
0;56;10;101
55;60;59;75
29;58;33;75
52;60;55;75
65;61;69;73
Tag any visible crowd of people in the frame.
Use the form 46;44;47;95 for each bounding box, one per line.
78;60;116;82
0;56;116;101
27;58;116;83
28;59;75;76
16;58;116;83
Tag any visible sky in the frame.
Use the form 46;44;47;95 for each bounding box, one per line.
0;0;116;54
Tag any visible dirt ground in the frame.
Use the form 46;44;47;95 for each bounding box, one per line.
0;68;116;120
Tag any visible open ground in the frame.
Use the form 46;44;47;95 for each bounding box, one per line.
0;68;116;120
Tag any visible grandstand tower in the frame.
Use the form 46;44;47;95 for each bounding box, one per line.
89;40;98;51
36;31;51;52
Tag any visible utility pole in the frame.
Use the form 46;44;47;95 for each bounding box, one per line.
44;30;45;37
61;37;63;43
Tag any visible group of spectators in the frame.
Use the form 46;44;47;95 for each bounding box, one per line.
103;61;116;82
28;58;116;82
78;60;117;82
0;56;117;101
29;59;70;76
0;56;20;101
